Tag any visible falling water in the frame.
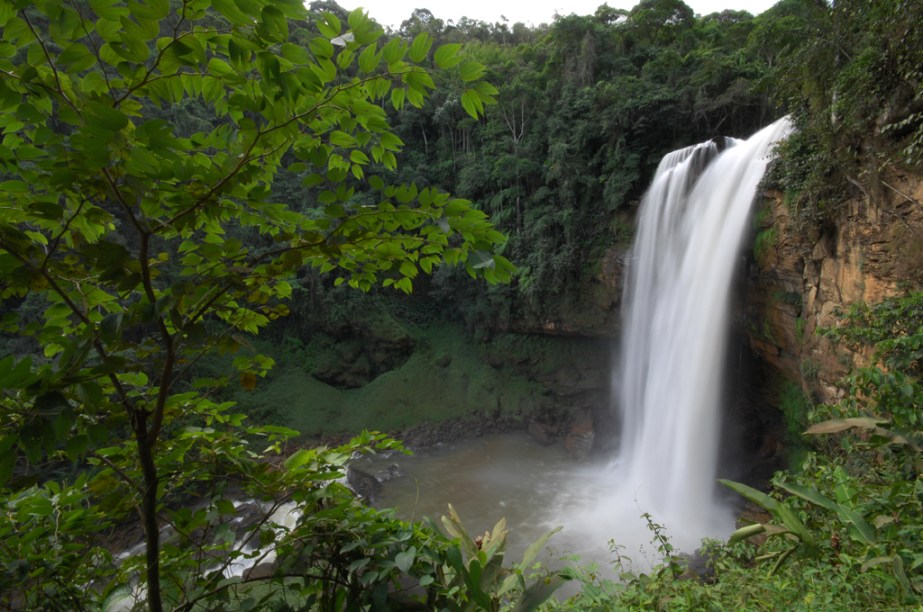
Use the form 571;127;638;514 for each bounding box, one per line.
608;116;794;554
329;119;796;574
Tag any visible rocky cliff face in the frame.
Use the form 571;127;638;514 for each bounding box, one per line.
744;171;923;406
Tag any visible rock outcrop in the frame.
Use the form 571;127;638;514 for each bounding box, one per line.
311;308;416;389
744;172;923;405
563;410;596;460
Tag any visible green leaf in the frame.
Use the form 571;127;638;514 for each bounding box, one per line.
284;448;315;470
776;481;839;512
399;260;417;278
65;434;89;461
358;43;379;73
129;0;169;20
728;523;767;545
316;12;341;39
458;60;485;82
434;44;463;69
804;417;888;435
460;90;482;119
207;57;235;77
408;32;432;63
719;479;779;512
395;277;412;293
394;548;416;573
778;482;877;545
775;503;813;545
99;312;124;343
212;0;252;25
511;574;568;612
258;5;288;43
90;0;128;20
329;131;355;147
520;526;561;570
86;102;128;132
0;180;28;192
381;38;404;64
57;43;96;73
281;42;310;64
0;356;34;388
390;87;405;110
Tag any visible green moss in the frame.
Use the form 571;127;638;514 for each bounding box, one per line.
753;227;776;267
795;316;806;342
233;323;546;438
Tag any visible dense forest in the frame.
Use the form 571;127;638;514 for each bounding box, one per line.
0;0;921;610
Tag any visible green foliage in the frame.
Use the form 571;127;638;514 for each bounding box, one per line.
767;0;923;225
436;504;566;611
778;380;810;443
383;2;777;326
0;0;509;609
817;292;923;431
719;291;923;607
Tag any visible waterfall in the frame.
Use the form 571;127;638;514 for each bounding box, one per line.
610;116;794;552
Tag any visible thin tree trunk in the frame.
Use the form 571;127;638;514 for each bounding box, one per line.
134;415;164;612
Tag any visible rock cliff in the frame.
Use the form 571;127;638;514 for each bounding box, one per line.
744;171;923;406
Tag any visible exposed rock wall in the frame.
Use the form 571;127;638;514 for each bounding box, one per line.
744;171;923;405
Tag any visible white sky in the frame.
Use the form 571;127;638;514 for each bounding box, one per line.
345;0;780;30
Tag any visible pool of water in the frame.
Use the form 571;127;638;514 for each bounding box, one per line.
351;431;695;575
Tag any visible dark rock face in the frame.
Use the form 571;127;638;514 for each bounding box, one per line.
397;416;525;449
346;467;382;501
479;332;618;455
243;562;276;580
563;410;595;460
511;244;629;338
312;310;415;389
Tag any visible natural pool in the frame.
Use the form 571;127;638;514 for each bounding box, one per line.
350;431;699;576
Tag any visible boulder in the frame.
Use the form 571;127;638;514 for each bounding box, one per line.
676;549;716;584
243;562;276;581
528;421;558;446
346;467;382;501
564;411;595;460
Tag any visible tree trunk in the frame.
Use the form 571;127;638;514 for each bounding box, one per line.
135;414;164;612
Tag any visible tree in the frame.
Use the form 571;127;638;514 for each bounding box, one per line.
764;0;923;225
0;0;510;609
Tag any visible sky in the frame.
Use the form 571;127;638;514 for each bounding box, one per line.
342;0;780;31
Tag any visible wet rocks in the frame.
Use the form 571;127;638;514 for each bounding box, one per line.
676;549;717;584
563;411;595;460
528;421;559;445
346;467;382;501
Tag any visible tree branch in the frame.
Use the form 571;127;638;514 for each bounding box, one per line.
20;11;79;114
